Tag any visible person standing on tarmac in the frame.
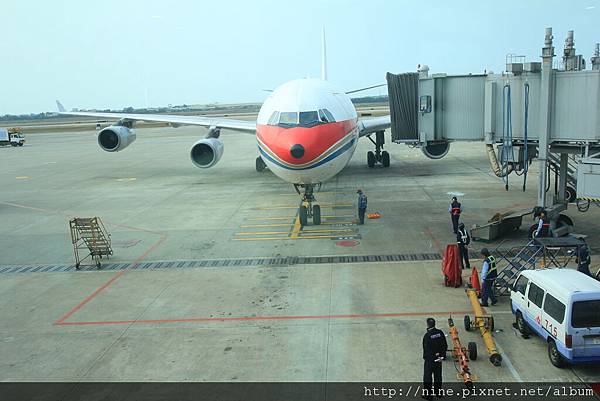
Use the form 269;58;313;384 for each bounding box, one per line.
534;210;551;238
449;196;462;234
357;189;368;225
576;241;592;277
480;248;498;307
456;223;471;270
422;318;448;401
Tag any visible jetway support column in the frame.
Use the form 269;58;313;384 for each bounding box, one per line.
537;28;555;210
557;153;569;204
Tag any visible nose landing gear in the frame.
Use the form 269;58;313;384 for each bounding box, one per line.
295;184;321;226
366;130;390;168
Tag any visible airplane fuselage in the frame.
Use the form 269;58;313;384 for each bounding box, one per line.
255;78;359;185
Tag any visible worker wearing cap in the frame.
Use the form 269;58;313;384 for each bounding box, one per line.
456;222;471;270
480;248;498;307
422;318;447;400
449;196;462;234
357;189;368;225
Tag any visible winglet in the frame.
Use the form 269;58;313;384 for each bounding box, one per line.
321;27;327;81
55;100;66;113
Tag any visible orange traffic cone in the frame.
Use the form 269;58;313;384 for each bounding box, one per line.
470;267;481;296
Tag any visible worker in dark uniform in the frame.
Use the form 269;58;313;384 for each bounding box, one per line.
576;241;592;277
422;318;448;400
480;248;498;307
357;189;368;225
449;197;462;234
534;210;551;238
456;222;471;270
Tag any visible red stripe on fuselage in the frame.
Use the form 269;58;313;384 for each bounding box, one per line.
256;119;356;165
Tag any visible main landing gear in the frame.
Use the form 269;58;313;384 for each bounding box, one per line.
366;130;390;168
294;184;321;226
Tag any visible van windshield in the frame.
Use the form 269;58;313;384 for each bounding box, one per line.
571;300;600;328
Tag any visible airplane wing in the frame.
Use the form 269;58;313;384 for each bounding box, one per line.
358;115;391;137
55;101;256;133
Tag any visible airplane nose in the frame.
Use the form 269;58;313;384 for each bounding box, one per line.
290;144;305;159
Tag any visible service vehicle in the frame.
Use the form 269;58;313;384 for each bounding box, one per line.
510;268;600;367
0;128;25;146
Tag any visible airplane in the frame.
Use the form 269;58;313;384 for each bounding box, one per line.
56;32;394;226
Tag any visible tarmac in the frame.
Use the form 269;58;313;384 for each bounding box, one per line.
1;125;599;383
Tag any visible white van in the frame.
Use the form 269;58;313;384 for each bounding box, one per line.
510;268;600;367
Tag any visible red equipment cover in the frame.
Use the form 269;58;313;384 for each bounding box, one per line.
442;244;462;287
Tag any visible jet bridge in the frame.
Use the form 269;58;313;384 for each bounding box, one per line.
387;28;600;235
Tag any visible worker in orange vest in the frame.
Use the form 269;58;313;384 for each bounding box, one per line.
449;196;462;234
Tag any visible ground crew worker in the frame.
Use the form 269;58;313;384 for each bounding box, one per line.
422;317;447;400
456;222;471;270
357;189;367;225
449;196;462;234
534;210;551;238
480;248;498;307
576;241;592;277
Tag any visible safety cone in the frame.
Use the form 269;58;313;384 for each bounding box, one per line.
470;267;481;296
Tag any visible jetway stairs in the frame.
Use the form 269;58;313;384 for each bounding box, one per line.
547;152;579;200
493;240;543;296
69;217;112;269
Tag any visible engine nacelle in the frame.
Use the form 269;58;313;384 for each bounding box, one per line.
421;141;450;159
97;126;136;152
190;137;224;168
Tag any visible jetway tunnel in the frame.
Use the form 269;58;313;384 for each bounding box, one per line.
386;27;600;236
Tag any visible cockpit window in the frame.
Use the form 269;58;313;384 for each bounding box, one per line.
267;111;280;126
299;111;320;128
275;109;336;129
278;112;298;127
320;109;335;123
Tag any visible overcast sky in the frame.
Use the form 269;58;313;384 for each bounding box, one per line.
1;0;598;114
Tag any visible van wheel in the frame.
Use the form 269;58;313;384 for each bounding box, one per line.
516;311;530;336
548;340;566;368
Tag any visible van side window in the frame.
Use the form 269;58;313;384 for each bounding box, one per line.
527;283;545;308
543;293;565;323
514;275;529;295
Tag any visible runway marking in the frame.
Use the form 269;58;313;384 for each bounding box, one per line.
423;227;443;255
236;229;355;236
290;216;302;239
116;177;136;182
253;203;352;210
241;223;293;228
246;217;295;221
233;235;340;241
55;310;473;327
15;176;30;180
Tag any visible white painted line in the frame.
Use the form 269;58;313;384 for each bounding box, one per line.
446;191;465;196
495;341;523;382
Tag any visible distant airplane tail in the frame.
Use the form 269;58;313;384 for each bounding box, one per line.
56;100;66;113
321;27;327;81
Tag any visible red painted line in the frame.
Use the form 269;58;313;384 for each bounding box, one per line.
54;235;167;325
55;310;472;326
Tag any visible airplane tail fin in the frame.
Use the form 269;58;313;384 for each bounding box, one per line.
56;100;66;113
321;27;327;81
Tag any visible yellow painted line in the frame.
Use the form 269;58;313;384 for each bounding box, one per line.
322;215;354;218
290;216;302;239
241;223;293;228
236;231;293;235
247;217;295;221
253;204;352;210
15;176;30;180
233;235;340;241
321;221;355;225
301;229;354;233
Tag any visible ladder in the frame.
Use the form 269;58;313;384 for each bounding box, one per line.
547;152;578;197
69;217;113;269
494;240;544;296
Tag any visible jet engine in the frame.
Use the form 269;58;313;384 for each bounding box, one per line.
190;137;224;168
421;141;450;159
97;126;136;152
